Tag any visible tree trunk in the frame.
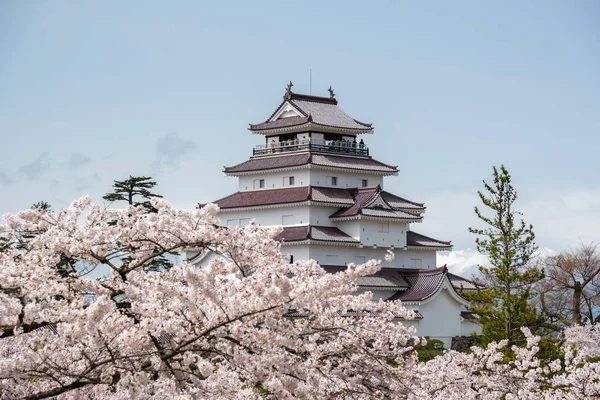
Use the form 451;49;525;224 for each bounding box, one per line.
573;281;582;326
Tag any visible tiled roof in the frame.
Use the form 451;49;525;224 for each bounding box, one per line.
322;265;470;303
215;186;310;209
275;225;359;244
224;153;310;174
310;154;397;173
249;92;372;132
448;273;478;290
311;186;355;205
212;185;426;224
213;186;356;210
330;186;423;221
223;153;398;174
406;231;452;249
380;191;425;211
329;186;380;218
388;266;449;302
322;266;410;289
249;115;311;131
461;311;477;320
360;208;423;220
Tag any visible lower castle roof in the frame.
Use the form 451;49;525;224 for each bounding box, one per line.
274;225;360;244
224;153;398;175
322;265;473;303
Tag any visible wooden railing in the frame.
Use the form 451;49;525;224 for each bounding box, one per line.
253;141;369;156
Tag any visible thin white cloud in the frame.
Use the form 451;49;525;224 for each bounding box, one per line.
520;188;600;249
17;153;51;181
421;186;600;256
66;152;92;169
0;172;14;185
437;248;487;278
151;133;199;174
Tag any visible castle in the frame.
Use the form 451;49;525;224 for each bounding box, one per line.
191;84;480;346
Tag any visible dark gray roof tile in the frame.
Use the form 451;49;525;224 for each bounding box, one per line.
249;92;372;132
406;230;452;249
224;153;398;174
275;225;359;244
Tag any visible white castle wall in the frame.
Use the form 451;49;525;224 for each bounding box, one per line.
309;206;338;226
418;287;463;348
281;243;436;269
309;171;383;189
238;170;311;192
350;220;407;247
220;206;311;227
237;170;384;192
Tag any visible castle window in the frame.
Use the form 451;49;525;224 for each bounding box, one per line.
240;218;251;226
283;176;295;186
362;179;368;187
377;222;389;233
327;176;338;186
410;258;422;268
253;179;265;189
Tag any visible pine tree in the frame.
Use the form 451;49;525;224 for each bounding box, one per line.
103;176;163;213
467;165;545;349
103;176;173;272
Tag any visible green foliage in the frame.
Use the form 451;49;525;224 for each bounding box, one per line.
467;165;547;350
415;339;445;362
103;176;163;213
31;201;52;212
103;176;173;272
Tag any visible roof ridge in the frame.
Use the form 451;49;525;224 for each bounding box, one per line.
398;265;448;276
289;93;338;105
352;118;372;128
381;190;425;208
407;230;452;246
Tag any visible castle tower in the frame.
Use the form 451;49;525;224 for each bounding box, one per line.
194;84;480;345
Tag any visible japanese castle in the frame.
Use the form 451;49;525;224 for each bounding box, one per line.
193;83;480;346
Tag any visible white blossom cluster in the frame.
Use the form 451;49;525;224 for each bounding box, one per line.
0;197;599;399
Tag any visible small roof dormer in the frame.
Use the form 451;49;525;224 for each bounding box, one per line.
249;82;373;135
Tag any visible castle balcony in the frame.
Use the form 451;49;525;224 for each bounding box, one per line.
253;139;369;157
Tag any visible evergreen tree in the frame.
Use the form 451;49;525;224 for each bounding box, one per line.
103;176;173;272
103;176;163;213
31;201;52;212
467;165;545;350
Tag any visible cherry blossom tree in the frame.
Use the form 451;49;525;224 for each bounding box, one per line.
2;197;600;399
414;325;600;399
0;197;420;399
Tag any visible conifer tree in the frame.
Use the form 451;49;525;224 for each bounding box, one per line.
103;175;163;213
467;165;545;349
103;176;173;272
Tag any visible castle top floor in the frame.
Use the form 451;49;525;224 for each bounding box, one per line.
248;83;374;158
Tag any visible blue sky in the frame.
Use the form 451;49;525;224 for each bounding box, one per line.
1;1;598;274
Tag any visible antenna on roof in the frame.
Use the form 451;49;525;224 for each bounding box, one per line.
309;69;312;95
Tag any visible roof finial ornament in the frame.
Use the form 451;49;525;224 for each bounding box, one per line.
284;81;294;100
328;86;336;99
